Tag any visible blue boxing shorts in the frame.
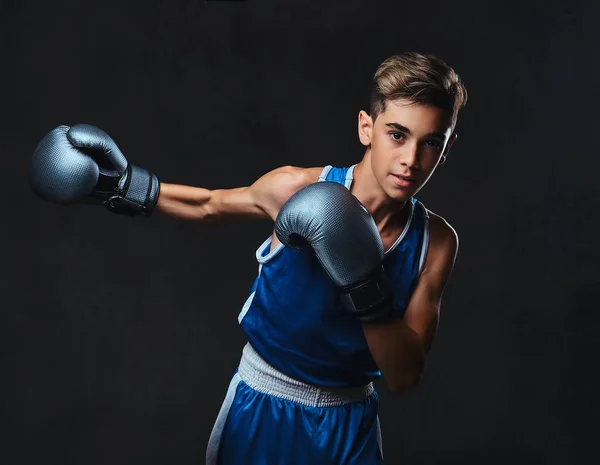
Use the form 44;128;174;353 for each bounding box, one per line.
206;344;384;464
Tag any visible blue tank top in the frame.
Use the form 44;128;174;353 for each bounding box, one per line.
238;165;430;388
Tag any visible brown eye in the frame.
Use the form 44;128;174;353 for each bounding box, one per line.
426;140;442;149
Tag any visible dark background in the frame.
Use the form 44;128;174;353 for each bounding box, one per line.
2;0;599;463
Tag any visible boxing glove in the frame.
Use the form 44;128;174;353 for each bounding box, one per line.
275;181;394;323
29;124;160;216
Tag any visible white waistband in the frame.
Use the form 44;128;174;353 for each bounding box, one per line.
238;343;375;408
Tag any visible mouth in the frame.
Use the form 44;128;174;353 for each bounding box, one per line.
391;174;416;187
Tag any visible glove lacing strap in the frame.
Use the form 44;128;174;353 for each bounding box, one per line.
340;267;395;323
107;164;160;216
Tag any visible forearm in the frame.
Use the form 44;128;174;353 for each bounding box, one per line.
362;317;426;393
155;183;213;221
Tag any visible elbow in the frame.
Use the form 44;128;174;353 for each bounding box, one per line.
201;205;218;222
385;352;426;394
385;369;423;394
199;191;222;223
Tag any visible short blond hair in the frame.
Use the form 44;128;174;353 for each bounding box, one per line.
370;52;468;127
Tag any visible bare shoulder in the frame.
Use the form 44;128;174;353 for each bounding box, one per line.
427;209;458;246
423;208;459;275
261;165;323;199
252;165;324;219
268;165;323;187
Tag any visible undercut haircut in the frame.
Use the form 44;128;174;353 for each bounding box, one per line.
370;52;468;128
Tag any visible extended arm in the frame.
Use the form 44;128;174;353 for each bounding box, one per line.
28;123;318;223
156;166;319;222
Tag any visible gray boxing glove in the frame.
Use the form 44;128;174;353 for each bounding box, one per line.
275;181;394;323
29;124;160;216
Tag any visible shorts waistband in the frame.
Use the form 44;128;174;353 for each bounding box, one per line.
237;343;375;408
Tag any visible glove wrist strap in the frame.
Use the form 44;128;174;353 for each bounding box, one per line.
340;267;395;323
105;164;160;217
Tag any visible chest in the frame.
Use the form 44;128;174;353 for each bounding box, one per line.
381;229;402;252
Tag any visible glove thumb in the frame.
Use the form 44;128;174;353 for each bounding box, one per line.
67;124;128;175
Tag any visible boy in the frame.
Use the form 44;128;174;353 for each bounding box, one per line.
29;52;467;464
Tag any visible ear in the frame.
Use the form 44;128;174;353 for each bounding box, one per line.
358;110;373;147
439;132;458;165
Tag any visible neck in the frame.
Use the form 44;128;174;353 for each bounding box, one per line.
351;153;410;231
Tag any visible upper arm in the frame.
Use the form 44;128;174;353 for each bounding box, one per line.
207;166;322;221
402;213;459;354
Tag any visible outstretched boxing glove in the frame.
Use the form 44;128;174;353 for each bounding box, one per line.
29;124;160;216
275;181;393;323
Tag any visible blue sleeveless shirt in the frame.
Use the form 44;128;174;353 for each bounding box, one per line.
238;165;430;388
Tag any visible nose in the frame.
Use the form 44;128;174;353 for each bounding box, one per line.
399;141;420;169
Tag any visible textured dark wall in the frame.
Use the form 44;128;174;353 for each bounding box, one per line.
2;0;599;463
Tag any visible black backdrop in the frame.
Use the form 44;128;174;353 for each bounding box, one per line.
2;0;599;463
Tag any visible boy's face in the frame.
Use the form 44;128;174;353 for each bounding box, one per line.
358;98;457;202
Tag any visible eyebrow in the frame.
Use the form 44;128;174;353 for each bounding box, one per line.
385;122;447;140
